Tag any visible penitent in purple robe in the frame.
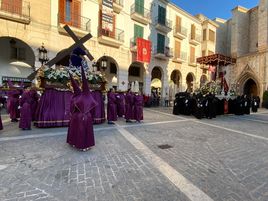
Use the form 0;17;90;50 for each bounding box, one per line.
7;90;20;121
125;92;133;120
0;113;3;130
133;94;144;122
91;91;106;124
116;93;125;117
19;90;32;129
29;89;39;121
107;92;117;121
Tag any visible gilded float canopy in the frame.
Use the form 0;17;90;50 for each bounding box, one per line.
197;54;236;66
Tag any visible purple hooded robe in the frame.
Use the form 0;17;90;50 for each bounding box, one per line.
19;90;32;129
133;94;144;121
125;92;134;120
116;93;125;117
107;91;117;121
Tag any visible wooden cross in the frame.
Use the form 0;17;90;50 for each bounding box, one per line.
28;25;94;80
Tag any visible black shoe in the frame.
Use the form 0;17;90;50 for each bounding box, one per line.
126;120;132;123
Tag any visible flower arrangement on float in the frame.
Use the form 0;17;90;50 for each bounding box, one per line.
195;80;222;95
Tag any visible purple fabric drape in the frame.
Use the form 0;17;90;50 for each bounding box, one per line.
35;89;72;128
91;91;106;124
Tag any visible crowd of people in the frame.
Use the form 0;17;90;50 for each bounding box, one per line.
173;92;260;119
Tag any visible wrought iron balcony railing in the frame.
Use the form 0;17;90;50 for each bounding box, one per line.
173;25;187;36
113;0;123;7
58;12;90;32
98;27;124;42
190;33;201;43
130;3;150;19
0;0;30;23
154;16;172;29
174;51;187;61
154;45;173;57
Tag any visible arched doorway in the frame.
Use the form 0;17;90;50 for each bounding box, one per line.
97;56;118;90
170;70;181;99
200;74;207;87
151;66;162;97
186;73;195;92
243;78;258;96
128;62;145;93
0;37;35;85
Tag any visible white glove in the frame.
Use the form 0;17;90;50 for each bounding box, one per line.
18;106;21;109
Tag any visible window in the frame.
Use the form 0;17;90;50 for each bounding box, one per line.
174;40;181;59
129;66;140;77
134;24;144;45
202;50;206;57
1;0;22;15
190;46;195;63
110;63;117;74
175;16;181;32
135;0;144;15
10;47;26;61
59;0;81;28
209;29;215;42
203;29;207;41
157;33;165;53
158;6;166;25
191;24;196;40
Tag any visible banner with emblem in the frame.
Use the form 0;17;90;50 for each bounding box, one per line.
137;38;151;63
102;0;113;32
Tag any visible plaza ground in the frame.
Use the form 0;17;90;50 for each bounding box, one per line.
0;107;268;201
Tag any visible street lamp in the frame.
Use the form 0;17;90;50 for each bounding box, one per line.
38;43;49;66
100;56;108;71
92;61;98;72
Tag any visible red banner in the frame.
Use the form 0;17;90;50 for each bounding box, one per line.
137;38;151;63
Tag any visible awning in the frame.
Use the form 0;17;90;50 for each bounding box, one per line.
197;54;236;66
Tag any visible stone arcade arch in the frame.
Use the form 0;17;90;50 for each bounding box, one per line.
186;72;195;93
0;37;35;85
128;62;145;93
151;66;163;96
97;56;118;90
170;70;182;99
243;78;258;97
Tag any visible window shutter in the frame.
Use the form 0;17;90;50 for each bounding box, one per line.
175;40;181;59
209;29;215;42
191;24;196;40
176;16;181;32
190;46;195;63
1;0;22;15
157;33;165;54
59;0;65;23
158;6;166;25
13;0;22;15
134;24;144;40
203;29;207;41
135;0;144;15
72;0;81;28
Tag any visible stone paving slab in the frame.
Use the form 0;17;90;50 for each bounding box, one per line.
126;119;268;201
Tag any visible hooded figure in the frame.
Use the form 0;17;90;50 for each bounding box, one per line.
19;88;32;130
0;102;3;130
67;51;98;151
7;79;20;122
133;81;143;122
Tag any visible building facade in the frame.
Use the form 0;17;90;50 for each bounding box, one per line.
214;0;268;100
0;0;217;100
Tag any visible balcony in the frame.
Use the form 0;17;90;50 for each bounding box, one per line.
98;27;124;48
130;38;137;52
189;33;201;45
173;25;187;40
154;17;172;33
58;12;91;37
188;56;198;67
154;46;173;60
130;4;151;25
113;0;123;14
173;51;187;63
0;0;30;24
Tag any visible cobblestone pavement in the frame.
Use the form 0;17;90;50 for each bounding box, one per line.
0;108;268;201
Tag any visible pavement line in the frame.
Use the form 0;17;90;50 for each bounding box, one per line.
0;119;189;142
230;116;268;124
193;120;268;141
0;165;8;170
116;125;213;201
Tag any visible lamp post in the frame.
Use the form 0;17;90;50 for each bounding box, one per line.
100;56;108;72
38;43;49;66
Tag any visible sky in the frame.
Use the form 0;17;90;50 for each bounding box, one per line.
171;0;259;20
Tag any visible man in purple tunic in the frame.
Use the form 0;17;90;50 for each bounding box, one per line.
125;89;134;123
67;52;98;151
29;88;39;121
107;88;117;124
133;92;144;123
19;89;32;130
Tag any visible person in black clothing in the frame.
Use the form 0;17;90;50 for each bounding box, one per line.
243;95;251;115
252;96;258;113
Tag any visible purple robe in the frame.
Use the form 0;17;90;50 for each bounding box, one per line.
67;92;98;149
133;95;144;121
125;92;134;120
116;93;125;117
107;92;117;121
7;90;20;120
29;89;39;121
19;91;32;129
0;113;3;130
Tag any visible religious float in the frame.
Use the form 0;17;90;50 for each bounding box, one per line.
30;25;107;128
